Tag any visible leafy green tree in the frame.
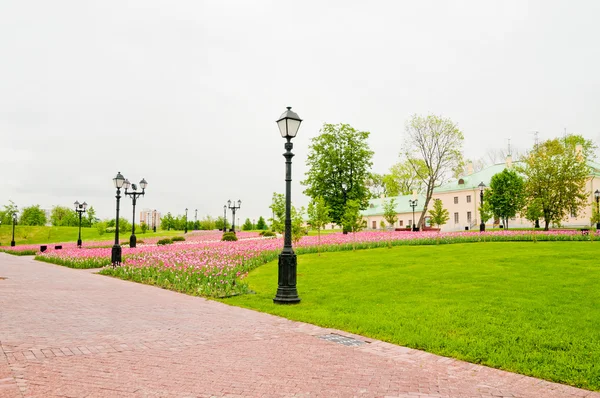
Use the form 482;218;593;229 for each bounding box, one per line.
19;205;47;226
242;218;253;231
0;200;19;225
269;192;286;234
382;198;398;229
307;196;331;252
524;198;543;242
341;199;365;249
302;123;374;225
428;199;449;230
50;206;78;226
563;134;597;160
518;138;588;230
366;173;386;199
86;206;97;227
161;212;175;230
256;216;267;230
215;216;230;231
291;206;306;244
95;221;106;236
385;160;427;197
486;169;526;229
402;114;464;229
140;222;148;234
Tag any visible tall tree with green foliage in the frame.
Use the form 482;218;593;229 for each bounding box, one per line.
518;138;588;230
302;123;374;225
19;205;47;226
86;206;97;227
385;159;427;196
428;199;449;230
269;192;286;234
341;199;365;250
215;216;229;231
0;200;19;225
486;169;526;229
382;198;398;229
307;196;331;253
161;212;175;230
366;173;386;199
50;206;78;227
242;218;253;231
256;216;267;230
291;206;306;244
402;114;464;228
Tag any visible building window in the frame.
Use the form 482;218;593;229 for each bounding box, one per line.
399;220;403;227
454;212;459;224
467;195;471;203
372;221;377;229
467;211;472;223
454;196;458;204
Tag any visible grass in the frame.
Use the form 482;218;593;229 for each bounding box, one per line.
0;225;184;246
221;242;600;391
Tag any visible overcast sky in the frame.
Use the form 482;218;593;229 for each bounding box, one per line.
1;0;599;223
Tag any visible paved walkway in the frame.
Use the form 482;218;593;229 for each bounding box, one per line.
0;254;598;398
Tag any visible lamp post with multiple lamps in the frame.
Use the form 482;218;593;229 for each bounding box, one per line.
10;213;17;247
478;182;486;232
227;200;241;232
184;208;188;233
112;172;126;266
595;189;600;230
123;177;148;248
408;199;418;232
273;106;302;304
74;201;87;247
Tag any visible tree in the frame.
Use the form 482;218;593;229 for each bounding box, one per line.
307;196;331;253
382;198;398;229
86;206;97;227
341;199;365;249
256;216;267;230
402;114;464;228
161;212;175;230
479;192;494;227
366;173;386;199
50;206;78;227
486;169;526;229
563;134;597;160
302;123;374;225
199;216;217;230
215;216;230;231
384;159;427;196
518;138;589;230
19;205;47;226
140;222;148;234
524;198;543;242
242;218;253;231
291;206;306;244
269;192;286;234
428;199;449;230
0;200;19;225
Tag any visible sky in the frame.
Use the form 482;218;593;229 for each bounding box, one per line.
1;0;599;223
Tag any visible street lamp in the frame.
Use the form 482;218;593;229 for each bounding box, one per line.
123;177;148;248
153;209;157;232
10;212;17;247
408;199;418;232
478;182;486;232
184;208;188;234
273;106;302;304
227;200;241;232
223;205;227;232
194;208;198;230
74;200;88;247
112;172;126;266
595;189;600;230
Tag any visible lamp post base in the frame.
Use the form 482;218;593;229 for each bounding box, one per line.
77;239;82;248
597;222;600;230
130;235;137;248
111;245;122;267
273;252;300;304
479;223;485;232
10;241;15;247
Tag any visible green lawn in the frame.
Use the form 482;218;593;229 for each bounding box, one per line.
222;242;600;391
0;225;183;246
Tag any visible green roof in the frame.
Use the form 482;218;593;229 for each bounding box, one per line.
434;163;509;193
361;194;426;217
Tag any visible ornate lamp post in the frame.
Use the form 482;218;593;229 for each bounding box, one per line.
74;200;88;247
112;172;126;266
595;189;600;230
184;208;188;233
10;212;17;247
478;182;486;232
223;205;227;232
273;106;302;304
227;200;241;232
408;199;418;232
123;177;148;248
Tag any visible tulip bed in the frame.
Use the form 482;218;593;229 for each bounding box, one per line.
25;229;598;298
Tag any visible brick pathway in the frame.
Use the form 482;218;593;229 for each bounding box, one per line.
0;254;598;398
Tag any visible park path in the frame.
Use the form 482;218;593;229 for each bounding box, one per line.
0;253;598;398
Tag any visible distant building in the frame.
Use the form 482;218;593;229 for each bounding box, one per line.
139;209;161;230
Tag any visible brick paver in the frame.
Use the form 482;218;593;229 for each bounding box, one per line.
0;253;598;398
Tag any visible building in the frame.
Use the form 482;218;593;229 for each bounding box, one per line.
139;209;161;230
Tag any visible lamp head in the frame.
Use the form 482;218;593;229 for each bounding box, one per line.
276;106;302;139
113;172;126;189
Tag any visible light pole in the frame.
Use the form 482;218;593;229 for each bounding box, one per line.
223;205;227;232
408;199;418;232
184;208;188;233
194;209;198;230
10;213;17;247
112;172;126;266
595;189;600;230
478;182;486;232
274;106;302;304
123;177;148;248
74;200;88;247
227;200;241;233
153;209;157;232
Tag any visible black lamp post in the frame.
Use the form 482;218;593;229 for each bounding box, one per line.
223;205;227;231
184;208;188;234
123;177;148;248
10;213;17;247
478;182;486;232
274;106;302;304
74;200;88;247
408;199;418;232
153;209;157;232
112;172;126;266
595;189;600;230
194;209;198;230
227;200;241;232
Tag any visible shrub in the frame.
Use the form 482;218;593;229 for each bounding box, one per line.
221;232;238;241
262;230;276;237
171;236;186;242
157;238;173;246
